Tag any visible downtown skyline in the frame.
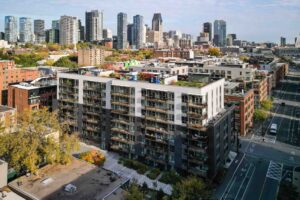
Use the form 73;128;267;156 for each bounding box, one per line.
0;0;299;43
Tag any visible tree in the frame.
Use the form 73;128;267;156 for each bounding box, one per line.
277;181;299;200
0;108;79;174
172;176;211;200
261;99;273;111
125;183;145;200
53;56;78;68
208;47;221;57
254;109;268;122
47;43;61;51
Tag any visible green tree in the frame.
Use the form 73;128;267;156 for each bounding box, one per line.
0;108;79;174
172;176;211;200
53;56;78;68
125;183;145;200
254;109;268;122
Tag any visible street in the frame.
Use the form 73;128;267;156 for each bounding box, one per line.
216;69;300;200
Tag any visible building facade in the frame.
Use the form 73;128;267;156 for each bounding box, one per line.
59;16;78;46
78;47;105;66
117;13;128;49
8;77;56;113
57;71;234;178
85;10;103;42
203;22;212;41
152;13;163;46
154;49;194;59
4;16;18;43
0;60;40;105
225;89;254;136
34;19;45;43
133;15;144;49
253;77;268;108
19;17;33;43
214;20;226;47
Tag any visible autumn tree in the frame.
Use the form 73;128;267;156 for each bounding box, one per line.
0;108;79;174
208;47;221;57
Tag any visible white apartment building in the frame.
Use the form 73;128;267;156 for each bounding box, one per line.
59;16;79;46
78;47;105;66
57;72;224;125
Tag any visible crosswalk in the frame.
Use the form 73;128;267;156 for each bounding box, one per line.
251;134;276;144
266;161;283;181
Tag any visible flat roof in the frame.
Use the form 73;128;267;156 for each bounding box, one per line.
9;158;127;200
0;188;24;200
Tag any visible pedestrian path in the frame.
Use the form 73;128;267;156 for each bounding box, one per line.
251;134;276;144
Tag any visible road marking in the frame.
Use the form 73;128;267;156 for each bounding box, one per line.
266;161;283;181
241;165;256;200
220;154;246;200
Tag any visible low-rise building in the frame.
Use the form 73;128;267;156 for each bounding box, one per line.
154;49;194;59
224;83;254;136
57;69;234;178
274;47;300;57
0;60;40;105
0;106;16;134
78;47;106;66
7;77;56;113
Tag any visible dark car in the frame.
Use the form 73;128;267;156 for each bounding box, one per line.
281;102;286;106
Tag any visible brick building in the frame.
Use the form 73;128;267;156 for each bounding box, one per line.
253;77;268;108
225;89;254;136
0;60;40;105
8;77;56;113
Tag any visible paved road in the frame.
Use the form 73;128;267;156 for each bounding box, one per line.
216;71;300;200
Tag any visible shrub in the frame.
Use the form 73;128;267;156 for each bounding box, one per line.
147;168;161;180
121;158;149;174
159;170;181;185
79;150;106;166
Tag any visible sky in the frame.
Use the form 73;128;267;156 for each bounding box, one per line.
0;0;300;43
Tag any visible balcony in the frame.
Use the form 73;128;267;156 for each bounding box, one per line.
110;145;131;153
187;102;207;109
144;106;168;113
111;109;130;115
111;101;131;107
145;97;168;103
85;126;100;132
189;167;207;177
111;119;130;125
144;116;170;124
145;126;168;134
187;123;206;131
145;134;168;145
111;92;131;98
83;118;98;124
190;133;208;141
111;136;134;145
111;127;132;135
145;155;167;165
188;146;207;153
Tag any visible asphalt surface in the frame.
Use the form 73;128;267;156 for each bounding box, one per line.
216;69;300;200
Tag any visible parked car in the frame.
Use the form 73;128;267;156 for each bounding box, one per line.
281;102;286;106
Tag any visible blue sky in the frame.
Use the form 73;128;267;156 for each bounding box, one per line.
1;0;299;43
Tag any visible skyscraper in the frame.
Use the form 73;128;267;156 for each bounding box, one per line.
214;20;226;47
59;15;78;46
52;20;60;30
103;29;112;39
78;19;85;41
4;16;18;43
85;10;103;42
280;37;286;47
152;13;163;45
203;22;212;41
117;12;128;49
19;17;33;43
133;15;144;49
34;19;45;43
127;24;134;46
